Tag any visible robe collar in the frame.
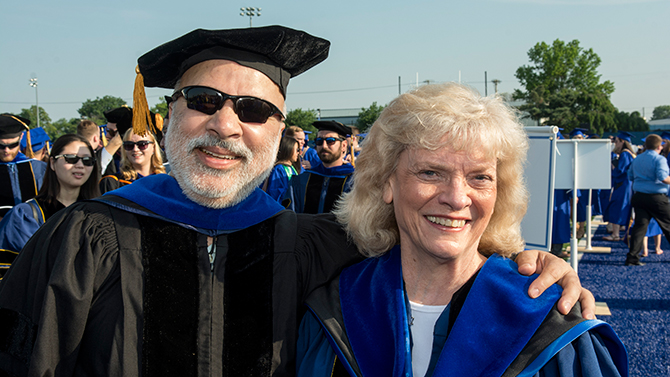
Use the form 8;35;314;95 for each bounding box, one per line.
101;174;284;232
339;247;561;377
307;162;354;177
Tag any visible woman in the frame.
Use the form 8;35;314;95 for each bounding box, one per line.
0;134;100;273
262;136;300;202
296;84;626;377
100;128;165;194
603;132;635;242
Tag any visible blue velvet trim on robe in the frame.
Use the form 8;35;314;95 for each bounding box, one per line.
307;162;355;178
339;248;562;377
518;320;628;377
101;174;284;232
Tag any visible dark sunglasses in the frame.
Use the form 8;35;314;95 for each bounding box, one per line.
0;141;20;150
315;137;344;146
123;140;154;151
172;85;285;124
53;154;96;166
106;128;118;138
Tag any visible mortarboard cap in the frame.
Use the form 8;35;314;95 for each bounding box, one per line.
569;128;587;139
314;120;352;138
0;114;30;139
616;131;633;143
660;131;670;141
0;114;34;158
104;106;134;137
138;26;330;96
20;127;51;153
132;26;330;137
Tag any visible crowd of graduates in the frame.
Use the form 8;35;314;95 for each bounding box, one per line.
550;128;670;261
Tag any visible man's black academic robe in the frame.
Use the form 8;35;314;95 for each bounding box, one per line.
0;176;362;377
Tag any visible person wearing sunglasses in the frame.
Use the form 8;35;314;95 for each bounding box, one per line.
0;27;596;377
0;114;48;220
99;129;165;194
0;134;100;278
287;120;355;214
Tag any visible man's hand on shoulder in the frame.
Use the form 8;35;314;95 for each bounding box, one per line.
515;250;596;320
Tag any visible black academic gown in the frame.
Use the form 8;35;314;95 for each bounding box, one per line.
0;175;362;377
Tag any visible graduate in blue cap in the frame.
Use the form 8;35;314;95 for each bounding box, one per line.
20;127;51;162
0;114;47;218
603;131;636;241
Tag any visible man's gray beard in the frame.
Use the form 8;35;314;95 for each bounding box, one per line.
165;111;279;209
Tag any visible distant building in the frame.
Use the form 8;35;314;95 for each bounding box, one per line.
648;119;670;131
316;108;360;127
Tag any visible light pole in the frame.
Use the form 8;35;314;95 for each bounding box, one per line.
29;77;39;129
240;7;261;27
492;79;501;95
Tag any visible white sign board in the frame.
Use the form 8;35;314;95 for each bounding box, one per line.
554;140;612;190
521;127;558;250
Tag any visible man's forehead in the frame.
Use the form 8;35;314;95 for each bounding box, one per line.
318;130;339;138
0;136;21;143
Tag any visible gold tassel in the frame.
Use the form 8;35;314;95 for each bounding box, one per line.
349;138;355;168
100;129;108;147
25;129;34;159
132;65;154;136
154;113;164;132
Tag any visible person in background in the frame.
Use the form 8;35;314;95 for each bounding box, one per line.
20;127;51;163
77;119;123;174
99;128;165;194
288;120;355;214
603;131;635;242
296;83;626;377
0;134;100;278
0;114;47;219
626;134;670;266
262;136;300;203
285;125;320;171
634;140;664;257
101;106;135;176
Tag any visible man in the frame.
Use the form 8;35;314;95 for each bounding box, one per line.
76;119;122;173
0;26;592;377
0;114;47;218
288;120;355;214
284;125;319;170
625;133;670;266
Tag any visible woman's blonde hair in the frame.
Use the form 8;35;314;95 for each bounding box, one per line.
120;129;166;181
334;83;529;258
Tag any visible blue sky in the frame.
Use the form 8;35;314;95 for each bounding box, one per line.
1;0;668;122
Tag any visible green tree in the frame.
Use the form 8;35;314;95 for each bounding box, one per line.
151;97;169;119
78;96;126;125
285;108;318;133
652;105;670;120
19;106;52;129
514;39;617;135
356;102;386;132
46;118;80;140
614;111;649;132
